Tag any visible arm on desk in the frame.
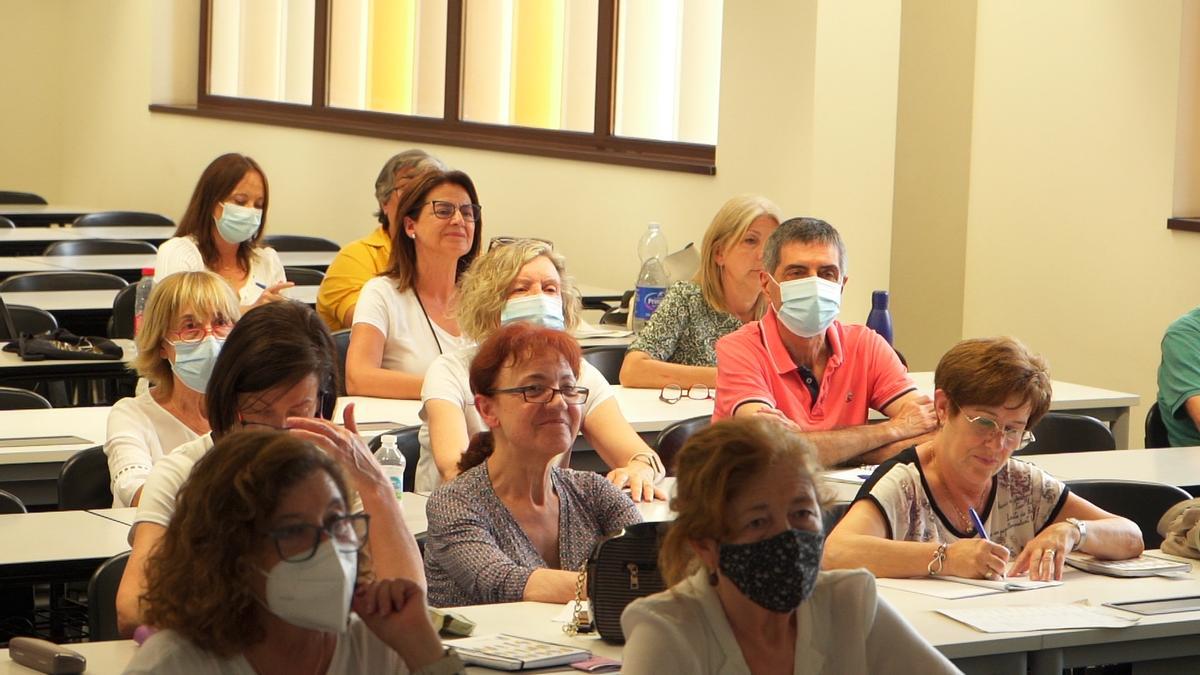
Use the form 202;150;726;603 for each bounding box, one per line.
618;350;716;389
1010;492;1144;581
425;398;470;484
116;522;165;637
866;593;960;674
345;323;423;399
581;398;665;502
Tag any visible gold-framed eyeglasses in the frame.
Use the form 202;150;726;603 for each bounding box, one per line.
166;321;234;344
961;410;1035;450
660;384;714;404
489;384;589;405
266;512;370;562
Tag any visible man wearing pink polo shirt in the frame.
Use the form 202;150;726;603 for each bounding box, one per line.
714;218;936;466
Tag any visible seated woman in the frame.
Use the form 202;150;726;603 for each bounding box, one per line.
125;431;463;675
104;270;238;507
418;239;665;499
423;323;643;607
116;301;425;635
824;337;1143;581
619;195;781;389
345;169;481;399
621;417;957;674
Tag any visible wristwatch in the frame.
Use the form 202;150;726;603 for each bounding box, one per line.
1066;517;1088;551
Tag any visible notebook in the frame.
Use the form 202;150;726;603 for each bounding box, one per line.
447;634;591;671
939;575;1062;592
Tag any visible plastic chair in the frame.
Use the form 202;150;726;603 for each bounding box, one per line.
581;345;628;385
107;284;138;340
57;446;113;511
1145;402;1171;449
86;551;130;642
0;271;128;293
71;211;174;228
43;239;157;256
598;291;635;327
285;266;326;286
0;216;14;228
264;235;341;252
367;427;420;492
1014;413;1116;456
0;304;58;339
653;415;711;476
1065;479;1191;549
0;387;52;410
0;489;27;514
332;328;351;395
0;191;47;205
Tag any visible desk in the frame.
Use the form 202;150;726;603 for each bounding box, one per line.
0;640;136;675
0;204;100;227
0;510;130;583
3;251;335;283
0;256;65;280
0;339;135;380
1026;447;1200;494
0;225;175;256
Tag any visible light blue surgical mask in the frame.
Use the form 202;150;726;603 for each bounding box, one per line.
169;335;223;393
215;202;262;244
500;294;565;331
769;274;841;338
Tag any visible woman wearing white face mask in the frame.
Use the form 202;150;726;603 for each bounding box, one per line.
104;271;238;508
124;431;464;675
155;153;292;312
418;239;665;500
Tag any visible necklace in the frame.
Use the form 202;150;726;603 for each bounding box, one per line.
928;441;984;533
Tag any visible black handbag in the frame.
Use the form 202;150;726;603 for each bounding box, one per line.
2;329;124;361
581;521;669;644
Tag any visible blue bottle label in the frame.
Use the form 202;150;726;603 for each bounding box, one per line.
634;286;666;320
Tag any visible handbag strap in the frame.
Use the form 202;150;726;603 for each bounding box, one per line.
563;560;592;637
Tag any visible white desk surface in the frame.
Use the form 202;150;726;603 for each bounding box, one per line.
0;225;175;243
0;510;129;566
0;256;65;274
0;338;136;370
1;285;318;311
0;639;136;675
0;204;104;217
0;406;108;464
1025;446;1200;486
11;250;333;273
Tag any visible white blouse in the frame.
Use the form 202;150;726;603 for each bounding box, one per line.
104;392;200;508
154;236;285;306
352;277;472;377
130;434;214;540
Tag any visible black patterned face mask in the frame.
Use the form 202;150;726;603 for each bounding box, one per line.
718;529;824;613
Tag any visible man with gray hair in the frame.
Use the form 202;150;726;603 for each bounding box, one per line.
317;149;447;330
713;217;936;466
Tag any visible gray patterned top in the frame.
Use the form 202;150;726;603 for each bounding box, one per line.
628;281;744;367
424;462;643;607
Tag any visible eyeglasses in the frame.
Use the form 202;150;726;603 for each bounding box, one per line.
660;384;714;404
419;200;482;223
489;384;589;405
960;410;1036;450
488;236;555;252
266;512;370;562
166;321;234;344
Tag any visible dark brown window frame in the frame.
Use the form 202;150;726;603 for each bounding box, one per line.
149;0;716;175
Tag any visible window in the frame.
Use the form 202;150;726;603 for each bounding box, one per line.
172;0;722;173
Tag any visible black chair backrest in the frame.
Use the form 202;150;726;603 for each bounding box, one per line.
0;489;27;514
367;427;420;492
285;266;326;285
1065;479;1191;549
107;284;138;340
653;414;711;476
0;191;47;205
581;345;627;385
0;216;14;228
0;386;52;410
1146;401;1170;449
72;211;174;228
57;445;113;510
0;304;58;339
598;290;635;327
332;329;351;396
264;235;341;252
43;239;158;256
0;271;128;293
1014;412;1116;456
87;550;131;642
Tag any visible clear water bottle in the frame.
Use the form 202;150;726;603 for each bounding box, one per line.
133;267;155;336
631;223;669;333
374;434;405;499
865;290;894;345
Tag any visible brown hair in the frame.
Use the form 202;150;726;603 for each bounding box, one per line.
934;336;1052;428
174;153;270;274
382;169;483;292
658;417;824;585
141;431;350;656
457;323;582;472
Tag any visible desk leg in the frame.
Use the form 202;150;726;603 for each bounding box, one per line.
1028;648;1063;675
954;651;1026;674
1111;409;1131;449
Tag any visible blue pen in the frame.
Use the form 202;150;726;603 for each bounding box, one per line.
255;281;267;289
968;507;1005;580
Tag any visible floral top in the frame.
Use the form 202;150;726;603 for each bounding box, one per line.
627;281;744;367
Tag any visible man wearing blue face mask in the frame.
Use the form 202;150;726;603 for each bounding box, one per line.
713;218;937;466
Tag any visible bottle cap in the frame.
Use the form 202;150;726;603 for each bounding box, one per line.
141;267;155;276
872;290;889;309
381;434;397;446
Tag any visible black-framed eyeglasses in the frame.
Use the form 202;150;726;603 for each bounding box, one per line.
488;236;555;252
266;512;370;562
660;384;713;404
419;200;482;222
489;384;589;405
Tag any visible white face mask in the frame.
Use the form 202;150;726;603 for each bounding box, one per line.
500;294;565;331
771;275;842;338
259;539;357;633
215;202;263;244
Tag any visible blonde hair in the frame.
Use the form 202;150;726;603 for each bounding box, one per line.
696;195;783;316
133;271;240;396
659;417;826;585
454;239;582;342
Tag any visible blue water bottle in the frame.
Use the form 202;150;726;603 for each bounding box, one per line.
866;290;893;345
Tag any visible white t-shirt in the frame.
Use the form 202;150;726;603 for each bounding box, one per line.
416;346;615;492
154;236;286;306
104;392;201;508
131;434;214;540
353;277;473;376
122;615;407;674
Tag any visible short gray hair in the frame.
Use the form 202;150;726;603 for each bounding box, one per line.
762;217;847;278
373;149;447;225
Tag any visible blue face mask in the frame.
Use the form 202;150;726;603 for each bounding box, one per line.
215;202;262;244
500;294;565;331
170;336;223;393
770;275;841;338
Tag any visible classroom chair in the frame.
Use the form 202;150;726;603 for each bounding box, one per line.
284;266;326;285
0;304;58;339
1014;413;1115;455
71;211;174;228
0;387;52;410
0;216;14;228
0;489;26;514
264;234;340;252
1145;402;1170;449
367;427;420;493
332;329;351;395
654;415;711;476
43;239;157;256
0;191;47;205
598;291;635;326
0;271;127;293
1064;479;1190;549
581;345;627;385
57;446;113;511
107;284;137;340
86;551;130;642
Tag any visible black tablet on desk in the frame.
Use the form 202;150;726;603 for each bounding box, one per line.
1106;596;1200;616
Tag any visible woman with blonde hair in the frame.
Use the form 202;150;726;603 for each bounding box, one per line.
104;270;239;507
418;239;664;499
619;195;782;389
620;417;956;674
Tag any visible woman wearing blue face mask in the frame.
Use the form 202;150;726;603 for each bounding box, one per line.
104;270;238;508
621;418;957;674
418;239;665;500
155;153;293;312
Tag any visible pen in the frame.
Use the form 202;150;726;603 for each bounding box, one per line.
255;282;267;289
969;507;1006;580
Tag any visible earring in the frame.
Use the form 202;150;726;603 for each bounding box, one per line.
708;569;718;586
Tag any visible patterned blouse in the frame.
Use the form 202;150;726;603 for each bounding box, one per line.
424;462;643;607
627;281;744;367
854;447;1069;555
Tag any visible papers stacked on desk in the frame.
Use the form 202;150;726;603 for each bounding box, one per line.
877;575;1061;599
937;604;1139;633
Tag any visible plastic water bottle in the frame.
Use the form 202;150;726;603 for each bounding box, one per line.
865;290;894;345
133;267;155;336
631;223;669;333
374;434;405;499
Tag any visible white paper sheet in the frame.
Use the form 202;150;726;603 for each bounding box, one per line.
822;466;877;484
876;577;1005;599
937;604;1140;633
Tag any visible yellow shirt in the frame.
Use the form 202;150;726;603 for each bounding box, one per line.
317;227;392;331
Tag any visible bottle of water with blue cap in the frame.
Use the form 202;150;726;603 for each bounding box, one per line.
375;434;405;500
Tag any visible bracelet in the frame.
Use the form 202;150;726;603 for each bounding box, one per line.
629;452;666;480
927;543;948;576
